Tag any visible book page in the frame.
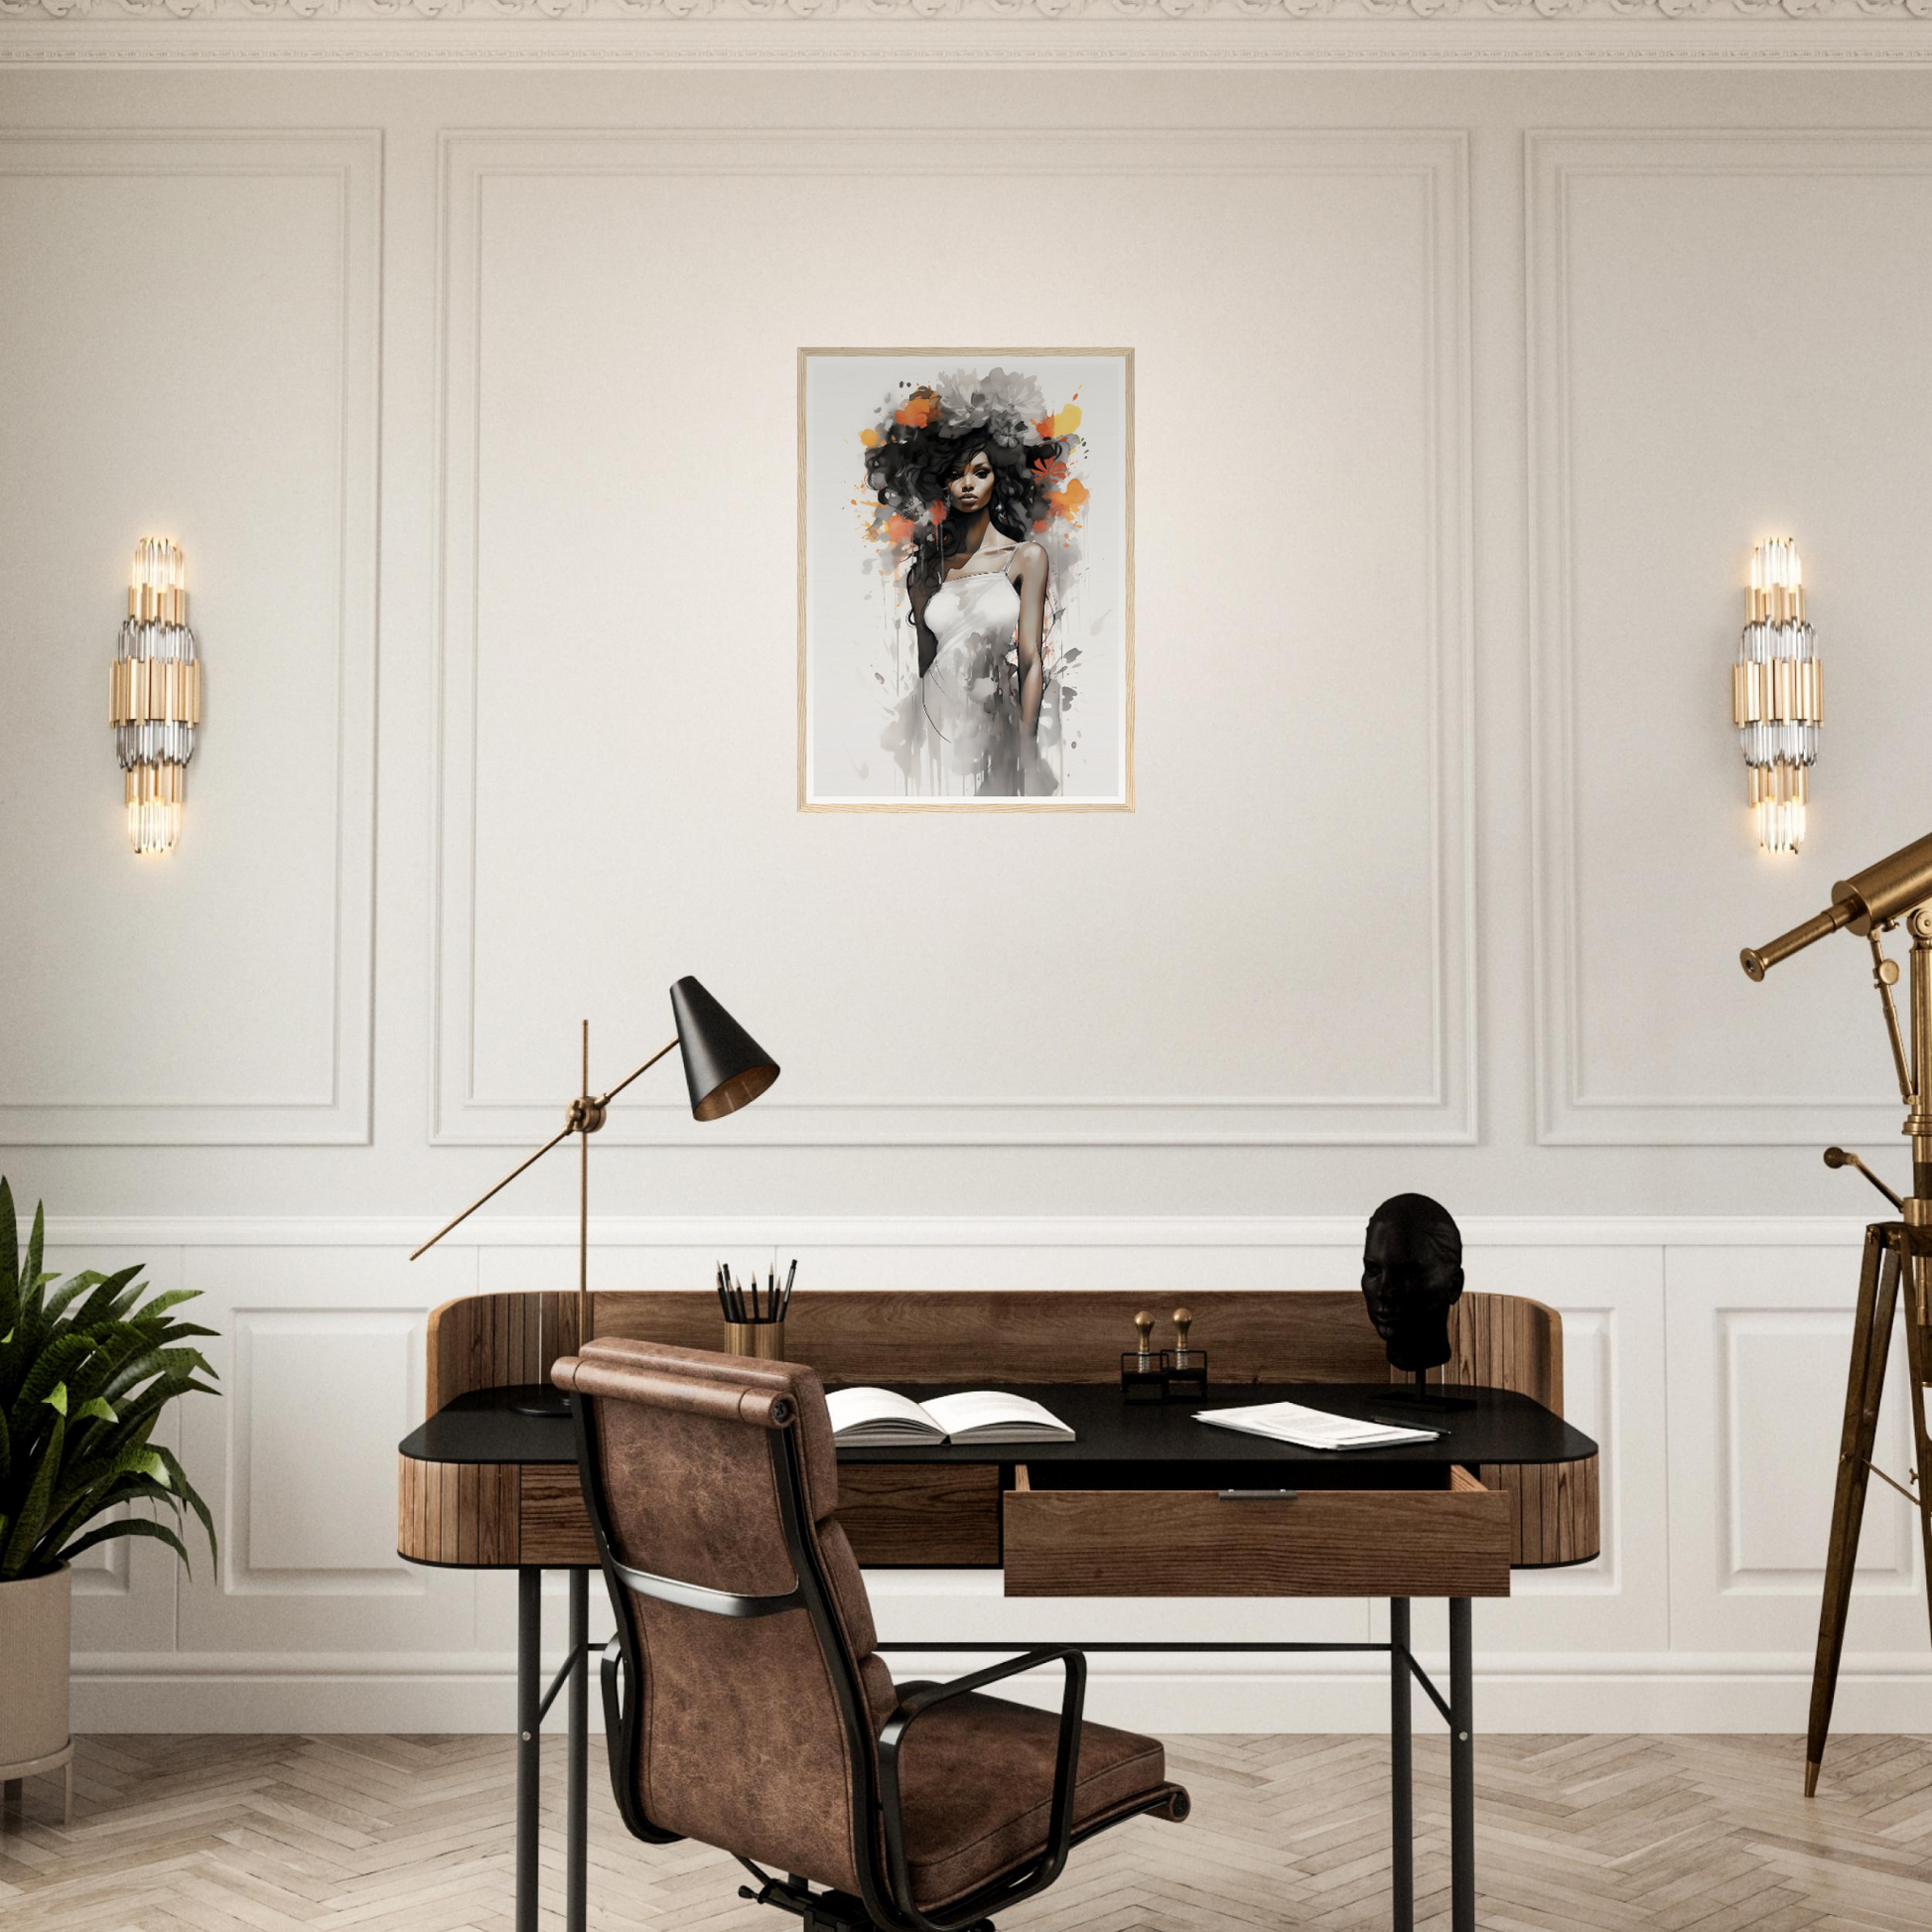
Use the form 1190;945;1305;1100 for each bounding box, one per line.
824;1387;941;1436
922;1392;1072;1437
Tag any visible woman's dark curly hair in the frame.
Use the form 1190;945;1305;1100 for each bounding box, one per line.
865;406;1066;596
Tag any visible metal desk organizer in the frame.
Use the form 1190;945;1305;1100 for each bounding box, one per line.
398;1288;1599;1932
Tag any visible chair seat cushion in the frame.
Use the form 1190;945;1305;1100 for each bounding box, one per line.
889;1688;1182;1909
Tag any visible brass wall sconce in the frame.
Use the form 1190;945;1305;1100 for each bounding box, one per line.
1733;536;1821;855
111;538;201;856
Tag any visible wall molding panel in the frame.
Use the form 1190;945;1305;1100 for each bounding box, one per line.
31;1211;1924;1732
432;128;1476;1149
1527;130;1932;1148
0;130;381;1147
38;1210;1891;1251
1665;1242;1928;1660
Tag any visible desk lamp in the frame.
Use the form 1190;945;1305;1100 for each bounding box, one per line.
410;976;779;1415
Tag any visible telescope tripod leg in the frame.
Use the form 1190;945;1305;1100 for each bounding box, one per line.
1901;1248;1932;1661
1805;1226;1901;1796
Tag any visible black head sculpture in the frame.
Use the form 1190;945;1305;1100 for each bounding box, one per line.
1360;1193;1465;1374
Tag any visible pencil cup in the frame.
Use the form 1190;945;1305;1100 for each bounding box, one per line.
725;1320;786;1360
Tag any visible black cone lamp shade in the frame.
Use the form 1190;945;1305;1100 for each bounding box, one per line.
671;976;780;1121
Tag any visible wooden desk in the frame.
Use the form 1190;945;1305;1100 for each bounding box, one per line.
398;1290;1598;1932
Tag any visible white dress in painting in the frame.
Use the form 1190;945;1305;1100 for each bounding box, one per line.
881;559;1059;798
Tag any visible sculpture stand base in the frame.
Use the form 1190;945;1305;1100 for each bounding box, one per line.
1375;1373;1478;1417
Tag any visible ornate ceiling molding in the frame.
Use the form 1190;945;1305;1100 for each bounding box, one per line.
6;0;1932;62
6;0;1932;17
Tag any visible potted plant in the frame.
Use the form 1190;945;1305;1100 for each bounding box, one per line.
0;1177;219;1798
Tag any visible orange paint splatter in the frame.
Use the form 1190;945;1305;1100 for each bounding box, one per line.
895;389;939;429
859;428;882;448
1034;403;1083;440
885;514;915;544
1046;478;1090;521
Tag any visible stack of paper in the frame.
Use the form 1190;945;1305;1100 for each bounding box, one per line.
1195;1401;1440;1450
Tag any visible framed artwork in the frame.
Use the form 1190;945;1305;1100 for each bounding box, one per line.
798;348;1133;811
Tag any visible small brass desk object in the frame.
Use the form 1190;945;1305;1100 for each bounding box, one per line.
1121;1309;1164;1402
1741;825;1932;1794
1164;1305;1208;1401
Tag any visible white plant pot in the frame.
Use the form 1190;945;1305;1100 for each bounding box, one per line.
0;1564;71;1775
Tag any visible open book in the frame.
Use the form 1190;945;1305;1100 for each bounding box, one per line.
825;1387;1075;1448
1195;1400;1440;1451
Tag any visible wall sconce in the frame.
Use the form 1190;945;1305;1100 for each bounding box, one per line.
110;538;201;856
1733;536;1821;856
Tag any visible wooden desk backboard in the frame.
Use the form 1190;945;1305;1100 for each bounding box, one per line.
408;1290;1592;1570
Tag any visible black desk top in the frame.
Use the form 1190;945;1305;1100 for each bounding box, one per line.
400;1382;1595;1470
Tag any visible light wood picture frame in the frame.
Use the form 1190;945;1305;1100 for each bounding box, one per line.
798;347;1134;812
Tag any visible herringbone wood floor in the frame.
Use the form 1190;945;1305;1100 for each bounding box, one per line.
2;1733;1929;1931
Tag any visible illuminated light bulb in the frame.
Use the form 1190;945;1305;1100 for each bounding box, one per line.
110;538;200;856
1734;537;1819;855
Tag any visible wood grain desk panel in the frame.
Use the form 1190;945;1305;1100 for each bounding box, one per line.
397;1457;518;1567
426;1289;1561;1407
519;1466;601;1567
397;1455;1002;1570
836;1463;1003;1567
1481;1455;1599;1569
1004;1464;1512;1598
402;1290;1597;1575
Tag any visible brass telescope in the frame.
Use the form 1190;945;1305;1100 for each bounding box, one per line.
1740;825;1932;1799
1741;825;1932;979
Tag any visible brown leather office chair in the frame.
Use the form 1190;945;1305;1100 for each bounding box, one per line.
552;1338;1188;1932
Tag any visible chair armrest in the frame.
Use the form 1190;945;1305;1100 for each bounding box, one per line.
875;1648;1088;1932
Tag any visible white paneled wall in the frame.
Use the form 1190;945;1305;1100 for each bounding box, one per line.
433;129;1474;1150
1527;131;1932;1149
0;133;379;1147
9;58;1932;1736
45;1216;1927;1733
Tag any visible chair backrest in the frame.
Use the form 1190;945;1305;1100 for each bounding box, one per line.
553;1338;897;1895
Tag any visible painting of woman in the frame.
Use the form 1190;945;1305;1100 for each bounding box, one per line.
799;350;1132;810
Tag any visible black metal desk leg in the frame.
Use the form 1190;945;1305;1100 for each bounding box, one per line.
1390;1598;1413;1932
516;1568;541;1932
568;1569;589;1932
1449;1597;1474;1932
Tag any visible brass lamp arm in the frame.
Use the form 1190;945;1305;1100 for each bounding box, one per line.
409;1120;578;1261
408;1033;679;1263
595;1035;679;1112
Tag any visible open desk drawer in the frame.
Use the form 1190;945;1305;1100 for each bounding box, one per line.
1003;1461;1512;1598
